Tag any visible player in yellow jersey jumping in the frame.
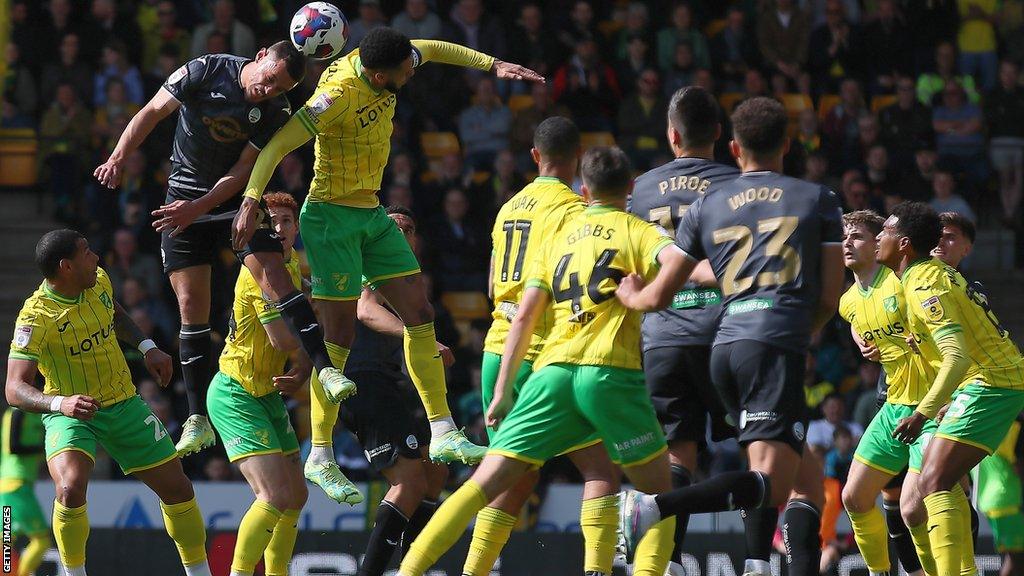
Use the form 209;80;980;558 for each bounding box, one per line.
232;27;545;493
5;230;212;576
878;202;1024;576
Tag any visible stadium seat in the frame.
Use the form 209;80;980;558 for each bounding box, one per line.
441;291;491;321
817;94;841;121
0;128;38;188
580;131;615;150
781;93;813;116
420;132;461;159
705;19;728;38
871;94;898;112
508;94;534;113
718;92;743;113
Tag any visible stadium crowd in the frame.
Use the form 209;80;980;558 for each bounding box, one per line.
2;0;1023;508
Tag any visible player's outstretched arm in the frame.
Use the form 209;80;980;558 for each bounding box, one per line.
5;359;98;419
811;244;845;334
113;299;173;387
94;88;180;189
412;39;544;83
616;245;695;311
489;286;549;428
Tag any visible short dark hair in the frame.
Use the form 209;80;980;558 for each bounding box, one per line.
533;116;580;163
385;205;415;222
267;40;306;84
581;146;633;199
890;202;942;256
939;211;976;243
35;229;84;279
842;210;885;236
668;86;719;148
360;27;413;70
731;97;788;158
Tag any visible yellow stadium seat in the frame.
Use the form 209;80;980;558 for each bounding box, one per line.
0;128;38;188
442;291;491;321
508;94;534;113
718;92;744;113
872;94;898;112
420;131;461;159
581;131;615;150
781;93;813;116
817;94;841;121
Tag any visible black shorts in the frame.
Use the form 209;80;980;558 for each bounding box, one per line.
338;370;430;472
709;340;809;453
159;195;282;274
643;345;735;444
884;466;909;490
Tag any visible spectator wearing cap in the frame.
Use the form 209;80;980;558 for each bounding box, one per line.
189;0;255;58
757;0;811;84
656;3;710;71
930;170;976;223
551;35;621;131
508;3;565;80
808;0;864;96
917;41;979;106
93;40;144;107
955;0;999;91
711;6;760;92
391;0;443;40
878;76;934;172
458;77;512;171
984;60;1024;224
933;79;988;184
617;68;668;171
346;0;387;55
143;1;190;73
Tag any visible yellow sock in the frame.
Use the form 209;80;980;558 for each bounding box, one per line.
958;490;977;576
909;521;939;576
463;507;517;576
264;509;301;576
923;489;968;576
19;534;51;576
52;500;89;569
848;507;891;572
632;516;676;576
404;323;451;420
160;497;209;567
400;480;488;576
580;495;619;574
310;342;349;445
232;500;283;574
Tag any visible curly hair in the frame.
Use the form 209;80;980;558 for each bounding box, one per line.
731;97;788;157
263;192;299;219
890;201;942;256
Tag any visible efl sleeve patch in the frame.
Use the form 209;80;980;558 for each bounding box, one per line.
308;93;333;117
921;295;945;322
167;65;187;84
13;325;33;348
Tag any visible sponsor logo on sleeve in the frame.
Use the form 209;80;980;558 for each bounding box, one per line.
13;325;32;348
921;295;944;321
168;65;187;84
307;93;334;122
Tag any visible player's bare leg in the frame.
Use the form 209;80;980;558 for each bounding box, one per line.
47;452;92;576
133;457;211;576
169;265;216;456
784;450;825;576
376;273;487;464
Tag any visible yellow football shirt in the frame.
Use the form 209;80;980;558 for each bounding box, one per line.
527;205;674;371
902;258;1024;390
219;256;303;397
293;40;494;208
839;266;939;405
484;176;584;361
9;268;135;407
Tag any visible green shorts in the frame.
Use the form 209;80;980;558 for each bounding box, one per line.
0;482;48;536
299;201;420;300
854;402;938;475
480;351;534;441
936;382;1024;454
490;363;666;467
42;396;177;475
207;372;300;462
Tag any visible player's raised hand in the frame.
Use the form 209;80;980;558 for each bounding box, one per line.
892;411;928;444
436;342;455;367
94;157;124;189
61;395;99;420
615;273;647;309
232;196;260;251
152;200;201;237
492;59;545;83
144;347;174;387
486;392;515;431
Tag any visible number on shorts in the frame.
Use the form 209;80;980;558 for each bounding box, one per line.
946;394;971;420
144;414;167;442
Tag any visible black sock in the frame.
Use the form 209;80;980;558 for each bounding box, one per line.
179;324;212;416
970;500;980;548
654;471;770;518
276;291;332;373
742;506;779;562
884;498;921;573
782;499;821;576
669;464;693;563
359;500;409;576
401;498;439;558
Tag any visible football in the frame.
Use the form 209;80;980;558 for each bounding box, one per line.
290;2;349;60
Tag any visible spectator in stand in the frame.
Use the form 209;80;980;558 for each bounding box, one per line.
850;361;882;430
864;144;896;199
271;152;308;201
1;94;32;128
204;32;229;57
808;394;864;457
917;41;980;106
878;76;934;172
808;0;864;96
39;82;92;221
385;183;414;211
204;457;235;482
458;77;512;171
142;2;190;73
711;6;760;92
4;43;37;119
795;108;822;155
422;152;472;213
445;0;507;63
933;79;988;184
427;188;489;291
956;0;999;91
345;0;386;55
551;34;621;131
93;79;140;151
803;0;861;25
614;2;653;61
854;113;882;157
821;423;857;571
391;0;443;41
93;40;143;107
662;41;698;99
558;0;597;53
757;0;811;85
189;0;255;58
985;60;1024;225
616;34;652;96
121;276;176;343
901;146;940;203
998;1;1024;66
841;176;872;213
8;0;39;71
113;149;161;252
476;149;526;221
106;228;162;298
381;151;415;192
862;0;911;95
508;3;565;80
37;0;82;66
906;0;960;75
822;78;866;171
39;33;94;110
84;0;142;68
803;151;838;190
733;68;769;111
510;81;570;171
656;3;710;71
617;68;668;171
930;170;976;223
